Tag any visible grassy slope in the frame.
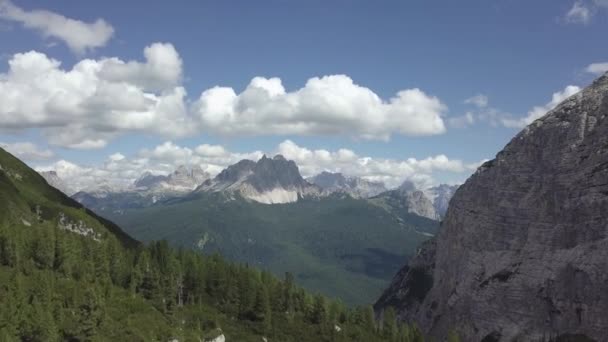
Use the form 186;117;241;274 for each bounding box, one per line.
106;192;437;305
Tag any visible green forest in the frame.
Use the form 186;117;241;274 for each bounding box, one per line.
0;147;433;341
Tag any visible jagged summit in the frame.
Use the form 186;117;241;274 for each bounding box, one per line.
398;180;416;192
375;73;608;340
39;170;75;196
134;171;167;188
132;165;210;193
198;154;319;204
424;183;459;218
308;171;387;199
369;186;440;221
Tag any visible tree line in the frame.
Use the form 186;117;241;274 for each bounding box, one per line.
0;210;435;341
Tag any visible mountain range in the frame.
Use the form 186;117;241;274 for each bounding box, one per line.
57;155;457;221
40;154;455;304
307;171;387;199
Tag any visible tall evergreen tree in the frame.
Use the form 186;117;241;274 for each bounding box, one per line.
383;307;398;341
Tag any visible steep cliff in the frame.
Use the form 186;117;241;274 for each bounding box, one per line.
376;73;608;341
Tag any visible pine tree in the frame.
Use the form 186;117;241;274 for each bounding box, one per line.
32;227;54;269
310;294;327;325
77;288;104;340
398;323;412;342
282;272;295;313
447;330;461;342
238;270;257;318
363;305;376;332
410;323;425;342
31;298;59;342
254;285;272;333
53;229;73;277
383;307;397;341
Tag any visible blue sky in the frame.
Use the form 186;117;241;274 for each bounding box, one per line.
0;0;607;190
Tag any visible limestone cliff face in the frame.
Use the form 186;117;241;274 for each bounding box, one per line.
376;73;608;341
197;155;321;204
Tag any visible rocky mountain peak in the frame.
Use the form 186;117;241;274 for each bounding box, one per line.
424;183;459;218
375;74;608;340
308;171;386;199
309;171;348;188
39;170;75;196
214;159;256;184
398;180;417;192
134;171;167;188
132;165;210;193
198;155;319;204
249;154;307;192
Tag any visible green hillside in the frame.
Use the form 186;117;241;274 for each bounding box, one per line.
101;192;438;305
0;147;427;341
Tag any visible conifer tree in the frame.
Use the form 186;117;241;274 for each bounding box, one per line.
447;330;461;342
254;285;272;333
363;305;376;331
311;294;328;325
77;288;104;340
383;307;398;341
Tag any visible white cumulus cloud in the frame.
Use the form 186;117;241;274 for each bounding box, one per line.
0;0;114;54
0;43;192;149
0;44;448;148
194;75;447;141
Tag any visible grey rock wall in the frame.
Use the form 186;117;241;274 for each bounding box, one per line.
376;73;608;342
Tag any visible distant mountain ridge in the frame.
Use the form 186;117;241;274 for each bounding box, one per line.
308;171;387;198
40;170;75;196
424;183;459;217
48;155;459;217
56;154;445;304
369;185;440;221
134;165;210;193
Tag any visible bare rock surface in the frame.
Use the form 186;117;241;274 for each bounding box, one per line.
197;154;321;204
375;73;608;341
308;171;387;198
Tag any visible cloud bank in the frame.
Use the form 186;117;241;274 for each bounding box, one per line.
34;140;482;192
0;44;448;149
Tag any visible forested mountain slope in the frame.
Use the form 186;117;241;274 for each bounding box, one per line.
0;147;427;341
104;191;438;305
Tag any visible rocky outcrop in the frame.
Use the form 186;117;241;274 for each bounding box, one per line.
198;155;321;204
375;73;608;341
40;170;75;195
424;184;459;218
72;165;210;213
308;171;387;198
369;187;440;221
135;165;210;193
134;171;167;188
